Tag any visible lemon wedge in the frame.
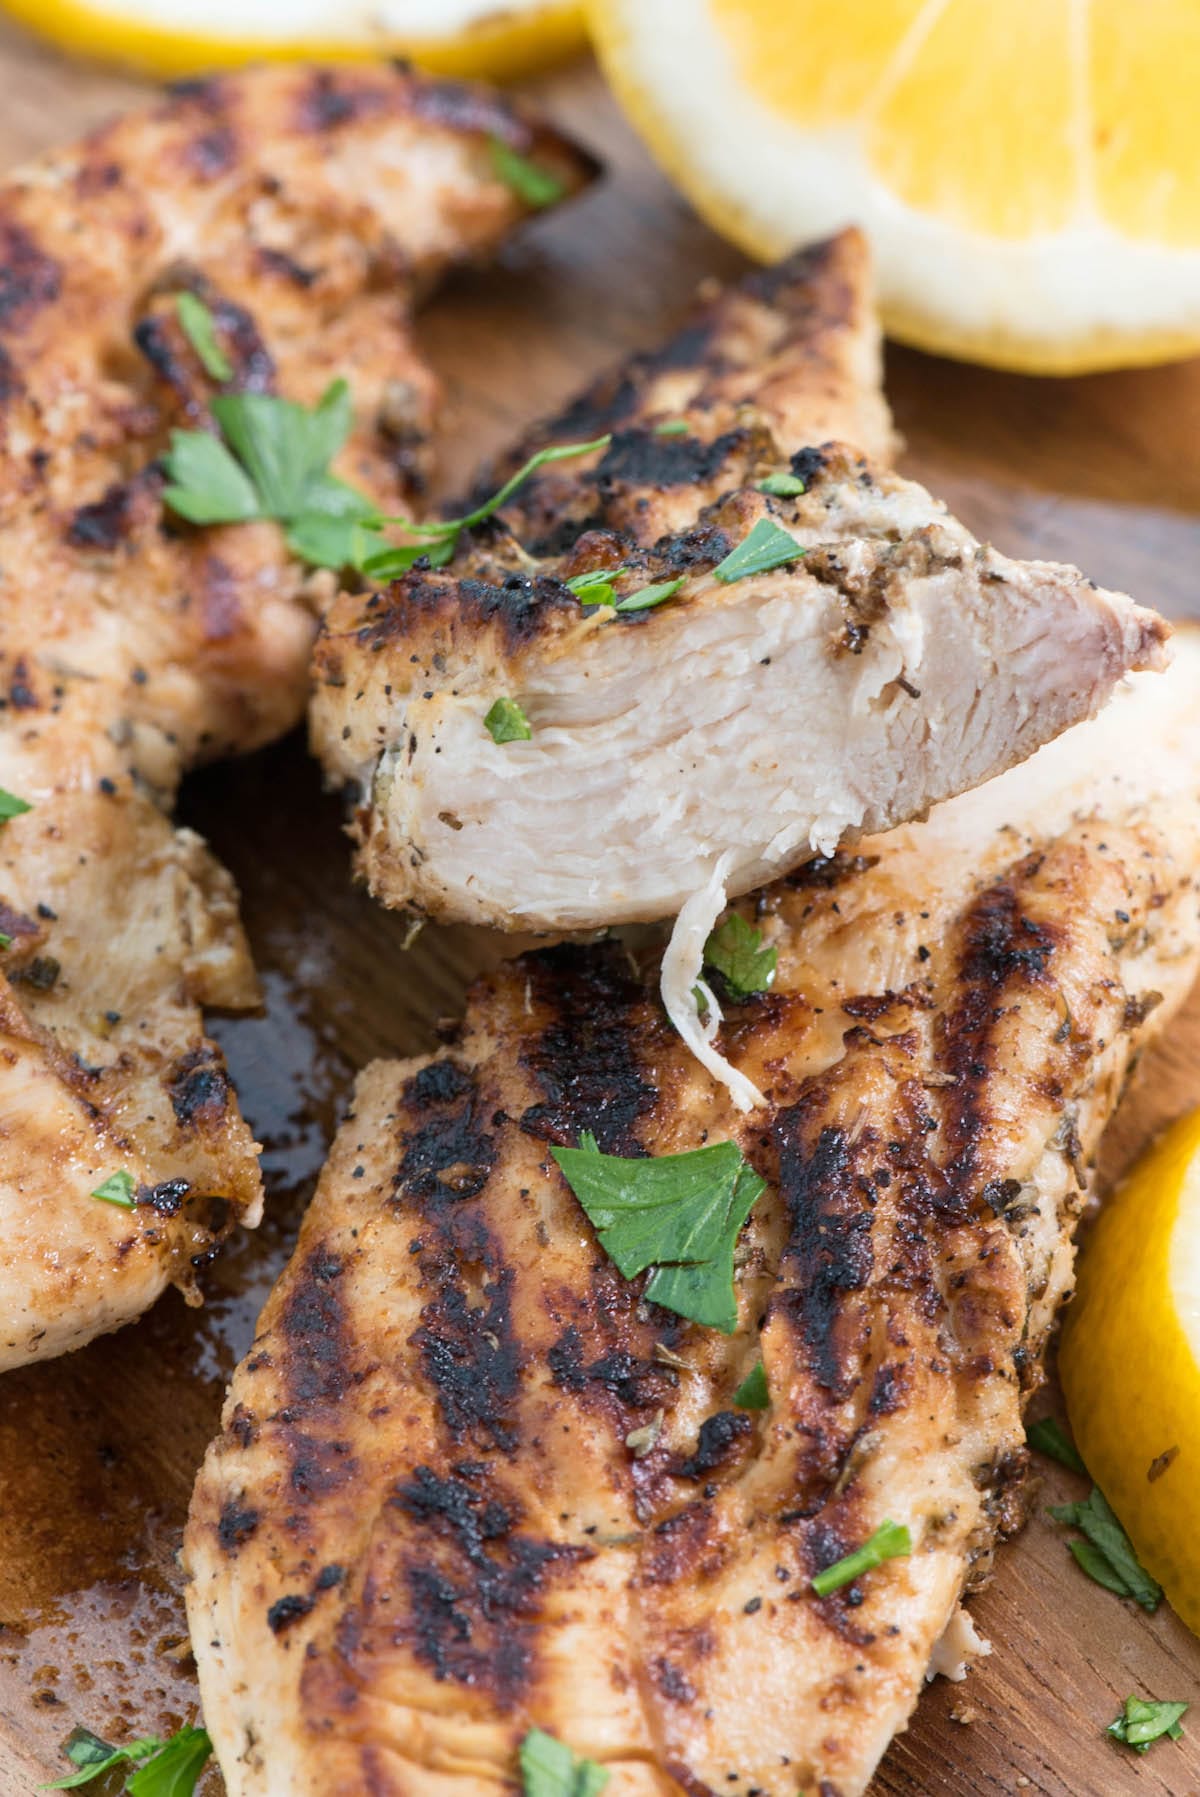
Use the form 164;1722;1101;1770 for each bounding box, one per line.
1;0;586;81
1060;1108;1200;1636
587;0;1200;373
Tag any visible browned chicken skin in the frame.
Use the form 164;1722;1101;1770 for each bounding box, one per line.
188;639;1200;1797
0;63;594;1368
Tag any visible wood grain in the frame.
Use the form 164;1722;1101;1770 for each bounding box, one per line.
1;20;1200;1796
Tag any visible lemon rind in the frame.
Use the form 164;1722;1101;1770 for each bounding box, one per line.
588;0;1200;376
3;0;587;80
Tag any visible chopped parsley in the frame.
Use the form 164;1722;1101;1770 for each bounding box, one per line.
756;470;806;498
614;576;684;613
520;1729;609;1797
165;391;609;581
0;933;10;950
0;787;32;821
1049;1487;1161;1611
713;516;804;583
566;568;621;607
176;292;233;383
704;913;777;998
42;1723;212;1793
811;1519;912;1597
489;138;566;210
359;435;612;583
91;1170;136;1209
732;1361;769;1409
653;419;690;436
551;1133;765;1334
1107;1695;1188;1754
484;697;532;744
1026;1415;1086;1474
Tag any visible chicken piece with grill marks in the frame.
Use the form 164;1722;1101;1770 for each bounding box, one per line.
0;65;593;1368
310;236;1168;938
188;632;1200;1797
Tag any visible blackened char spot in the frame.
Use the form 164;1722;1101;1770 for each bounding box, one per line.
396;1060;494;1206
547;1325;671;1409
298;69;385;132
169;1046;231;1130
939;871;1058;1201
8;657;37;710
0;343;18;404
267;1593;314;1634
67;481;141;551
519;943;657;1152
412;1266;521;1451
217;1501;259;1550
787;851;879;891
395;1463;585;1702
185;127;237;177
0;220;60;331
676;1411;751;1481
140;1178;190;1217
790;445;831;487
596;427;746;490
280;1247;350;1404
775;1120;873;1398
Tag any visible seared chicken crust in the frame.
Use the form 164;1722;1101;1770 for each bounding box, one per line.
0;64;593;1367
310;238;1168;934
189;635;1200;1797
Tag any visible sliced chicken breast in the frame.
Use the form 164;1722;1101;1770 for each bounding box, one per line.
188;631;1200;1797
312;429;1167;933
0;65;592;1367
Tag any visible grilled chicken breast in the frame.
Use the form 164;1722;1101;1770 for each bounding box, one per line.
189;632;1200;1797
0;65;592;1368
310;240;1167;935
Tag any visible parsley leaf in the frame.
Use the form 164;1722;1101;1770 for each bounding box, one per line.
732;1361;769;1409
484;697;532;744
614;577;684;613
551;1134;765;1333
1050;1487;1162;1611
489;138;566;210
164;378;365;536
176;292;232;383
1026;1415;1086;1474
756;471;806;497
163;429;261;525
1108;1696;1188;1754
565;569;620;607
0;933;11;950
811;1520;912;1597
713;516;804;583
41;1724;211;1794
92;1170;136;1209
704;914;777;998
0;787;32;821
520;1729;609;1797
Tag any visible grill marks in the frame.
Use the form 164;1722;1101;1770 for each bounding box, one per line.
0;218;61;332
519;943;659;1151
392;1464;586;1701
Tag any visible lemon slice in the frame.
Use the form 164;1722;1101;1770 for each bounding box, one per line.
587;0;1200;373
1;0;585;81
1060;1108;1200;1635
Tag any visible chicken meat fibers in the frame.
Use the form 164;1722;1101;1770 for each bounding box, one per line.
188;633;1200;1797
311;236;1167;951
0;62;593;1368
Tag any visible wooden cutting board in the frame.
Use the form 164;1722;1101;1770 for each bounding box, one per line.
2;20;1200;1796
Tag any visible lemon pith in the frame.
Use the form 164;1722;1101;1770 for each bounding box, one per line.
587;0;1200;374
0;0;586;81
1061;1108;1200;1636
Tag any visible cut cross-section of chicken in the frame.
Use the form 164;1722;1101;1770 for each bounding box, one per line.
312;429;1168;933
188;632;1200;1797
0;64;594;1368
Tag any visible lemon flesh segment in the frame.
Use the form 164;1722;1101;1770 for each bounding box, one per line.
588;0;1200;373
0;0;586;79
1061;1108;1200;1638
